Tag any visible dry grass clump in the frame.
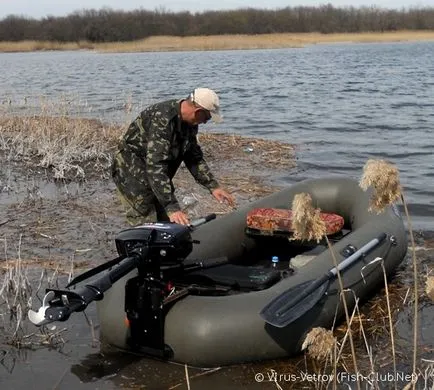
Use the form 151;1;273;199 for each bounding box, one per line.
302;327;336;361
359;159;402;213
290;193;326;242
0;114;122;180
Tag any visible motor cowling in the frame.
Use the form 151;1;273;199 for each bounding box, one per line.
115;222;194;264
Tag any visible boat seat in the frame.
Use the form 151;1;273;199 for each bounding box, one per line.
179;264;281;291
245;207;345;238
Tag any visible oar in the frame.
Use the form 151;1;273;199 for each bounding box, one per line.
259;232;387;328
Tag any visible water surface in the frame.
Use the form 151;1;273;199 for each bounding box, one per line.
1;42;433;230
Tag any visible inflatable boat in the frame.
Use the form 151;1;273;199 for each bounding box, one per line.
28;177;407;367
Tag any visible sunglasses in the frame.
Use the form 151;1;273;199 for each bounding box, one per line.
202;109;212;121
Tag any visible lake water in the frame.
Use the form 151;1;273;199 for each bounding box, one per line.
1;41;433;233
1;41;434;389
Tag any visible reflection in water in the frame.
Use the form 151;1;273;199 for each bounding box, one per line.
70;351;140;383
70;350;226;389
0;347;22;374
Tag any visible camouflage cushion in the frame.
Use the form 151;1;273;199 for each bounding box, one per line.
246;208;344;236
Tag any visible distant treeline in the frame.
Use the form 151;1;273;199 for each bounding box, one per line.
1;5;434;42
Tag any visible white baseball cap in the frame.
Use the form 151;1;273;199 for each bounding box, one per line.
191;87;222;123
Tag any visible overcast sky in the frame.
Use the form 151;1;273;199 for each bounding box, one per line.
1;0;433;19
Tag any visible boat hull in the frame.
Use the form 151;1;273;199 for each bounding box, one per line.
97;177;407;367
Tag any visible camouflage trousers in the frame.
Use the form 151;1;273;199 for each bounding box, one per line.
112;151;171;225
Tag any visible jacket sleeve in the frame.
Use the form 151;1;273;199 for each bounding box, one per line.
145;114;181;214
183;131;219;192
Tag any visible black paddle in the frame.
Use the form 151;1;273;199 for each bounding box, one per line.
259;232;387;328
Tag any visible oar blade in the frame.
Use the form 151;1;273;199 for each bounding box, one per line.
260;279;329;328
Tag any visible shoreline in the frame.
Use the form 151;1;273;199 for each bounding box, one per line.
1;30;434;53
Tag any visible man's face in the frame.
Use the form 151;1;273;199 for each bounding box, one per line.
194;107;212;125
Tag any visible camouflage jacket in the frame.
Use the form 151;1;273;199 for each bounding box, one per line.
118;99;219;214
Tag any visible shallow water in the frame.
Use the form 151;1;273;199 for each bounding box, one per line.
1;41;434;231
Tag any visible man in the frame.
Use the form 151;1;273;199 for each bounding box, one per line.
112;87;235;226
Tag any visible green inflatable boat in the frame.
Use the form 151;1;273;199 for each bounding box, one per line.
28;177;407;367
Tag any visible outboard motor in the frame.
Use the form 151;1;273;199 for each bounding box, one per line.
115;222;194;264
28;214;220;358
114;222;196;356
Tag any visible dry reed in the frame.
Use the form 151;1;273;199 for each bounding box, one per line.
359;159;418;389
359;159;402;214
289;193;326;243
2;30;434;53
168;367;221;389
290;192;360;389
0;40;93;53
0;236;32;346
362;257;398;390
302;327;336;361
0;247;73;350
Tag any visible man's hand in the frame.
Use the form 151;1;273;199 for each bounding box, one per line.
168;210;190;225
212;188;235;207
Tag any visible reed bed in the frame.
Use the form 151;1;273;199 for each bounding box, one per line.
0;113;295;183
98;30;434;53
0;40;94;53
1;30;434;53
0;114;120;180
